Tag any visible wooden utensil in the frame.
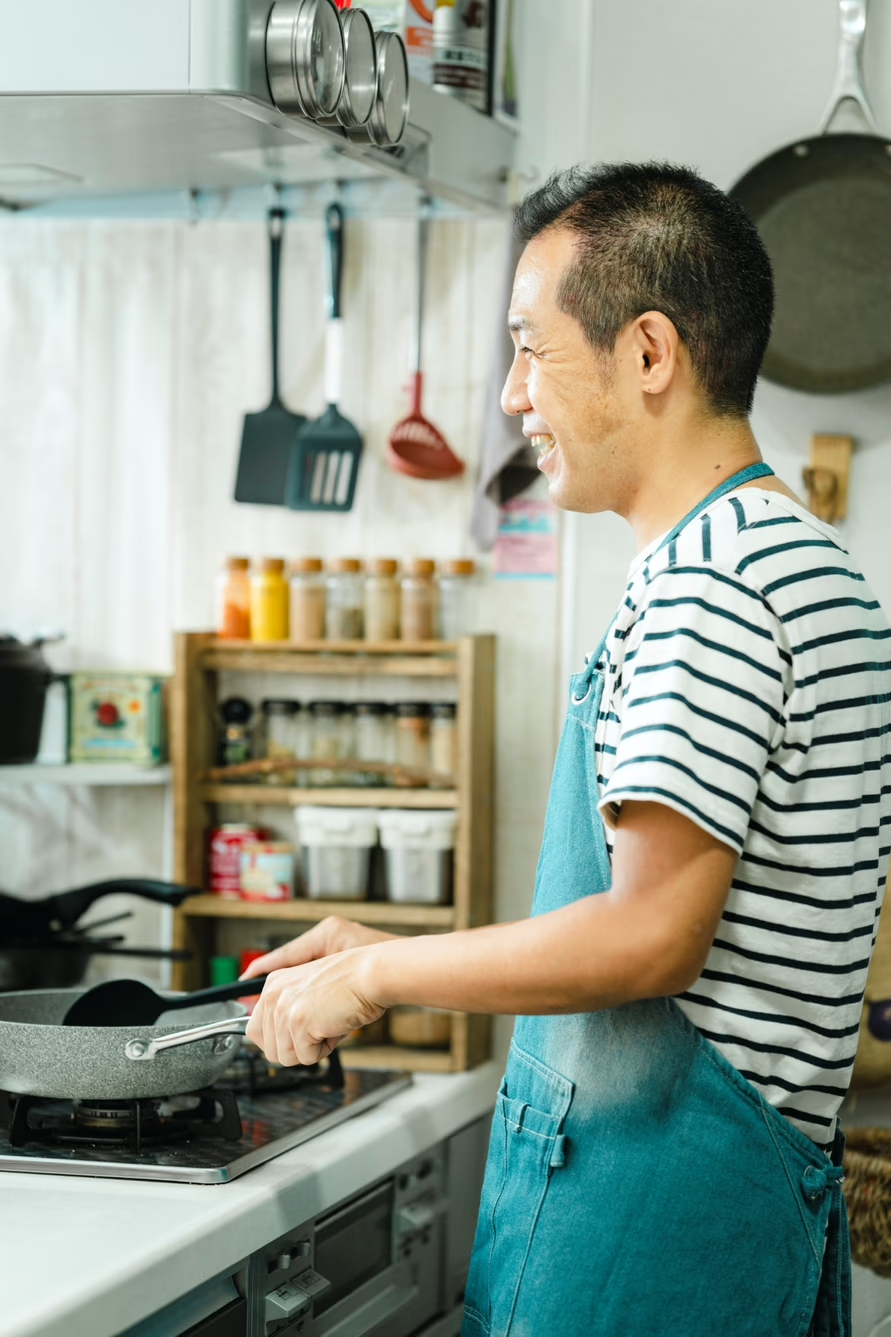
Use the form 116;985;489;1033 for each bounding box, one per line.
386;213;465;481
233;208;306;505
62;974;270;1028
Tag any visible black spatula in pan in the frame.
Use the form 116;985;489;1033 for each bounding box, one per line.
234;208;306;506
62;974;271;1027
285;203;363;512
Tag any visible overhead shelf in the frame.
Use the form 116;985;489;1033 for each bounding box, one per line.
181;894;455;929
202;785;458;809
0;763;172;787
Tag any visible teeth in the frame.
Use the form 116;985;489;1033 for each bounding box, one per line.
531;434;555;450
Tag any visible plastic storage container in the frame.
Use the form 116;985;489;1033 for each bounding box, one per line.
295;806;380;900
377;809;458;904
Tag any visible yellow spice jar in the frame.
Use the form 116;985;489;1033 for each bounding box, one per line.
250;557;289;642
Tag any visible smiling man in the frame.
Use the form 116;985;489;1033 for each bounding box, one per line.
242;163;891;1335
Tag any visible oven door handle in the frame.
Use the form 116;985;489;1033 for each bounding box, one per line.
124;1016;249;1061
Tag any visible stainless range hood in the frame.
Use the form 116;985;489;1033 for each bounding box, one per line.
0;0;514;211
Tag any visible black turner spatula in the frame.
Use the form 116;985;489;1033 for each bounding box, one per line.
234;207;306;506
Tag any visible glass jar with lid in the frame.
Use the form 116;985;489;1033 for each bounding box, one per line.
289;558;326;641
394;702;431;780
354;702;394;786
326;559;365;640
364;559;400;643
261;698;299;785
437;559;476;641
400;559;437;642
215;556;251;640
309;700;344;786
429;702;457;787
250;558;289;642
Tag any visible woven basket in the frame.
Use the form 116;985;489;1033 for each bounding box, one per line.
844;1128;891;1276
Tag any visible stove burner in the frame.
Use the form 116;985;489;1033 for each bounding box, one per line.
5;1088;242;1154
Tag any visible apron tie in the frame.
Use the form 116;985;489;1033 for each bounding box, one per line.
802;1163;845;1201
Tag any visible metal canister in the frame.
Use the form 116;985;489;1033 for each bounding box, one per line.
209;823;262;898
433;0;490;113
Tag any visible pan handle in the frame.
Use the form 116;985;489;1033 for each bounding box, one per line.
818;0;879;136
124;1016;249;1061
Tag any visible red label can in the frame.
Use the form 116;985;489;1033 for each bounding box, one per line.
209;824;261;897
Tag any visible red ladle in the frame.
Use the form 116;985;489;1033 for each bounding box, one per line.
386;214;465;481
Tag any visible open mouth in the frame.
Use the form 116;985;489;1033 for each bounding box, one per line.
530;433;556;466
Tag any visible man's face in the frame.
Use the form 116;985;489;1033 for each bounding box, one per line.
503;227;630;513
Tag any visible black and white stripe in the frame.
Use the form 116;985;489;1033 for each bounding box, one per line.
595;489;891;1146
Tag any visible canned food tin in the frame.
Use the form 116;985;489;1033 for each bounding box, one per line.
209;824;262;898
240;841;296;902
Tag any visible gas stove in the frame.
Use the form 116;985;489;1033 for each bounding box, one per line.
0;1046;411;1184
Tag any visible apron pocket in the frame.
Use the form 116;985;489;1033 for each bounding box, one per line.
465;1043;574;1337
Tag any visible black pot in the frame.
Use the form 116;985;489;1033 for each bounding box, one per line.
0;636;58;764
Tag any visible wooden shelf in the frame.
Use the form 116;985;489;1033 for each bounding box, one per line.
0;763;171;787
341;1045;455;1073
203;647;458;677
205;639;457;655
180;894;455;928
201;784;458;809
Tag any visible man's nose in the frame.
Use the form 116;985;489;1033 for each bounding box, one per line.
501;349;530;417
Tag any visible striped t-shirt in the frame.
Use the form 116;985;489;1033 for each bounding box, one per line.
594;487;891;1147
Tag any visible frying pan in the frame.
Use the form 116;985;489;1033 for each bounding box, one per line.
0;989;248;1100
730;0;891;393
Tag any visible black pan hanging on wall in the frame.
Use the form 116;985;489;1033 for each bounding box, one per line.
730;0;891;394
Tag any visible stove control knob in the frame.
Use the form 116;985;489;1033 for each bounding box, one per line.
292;1240;311;1258
276;1252;292;1271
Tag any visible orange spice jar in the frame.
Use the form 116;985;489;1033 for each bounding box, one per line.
215;556;251;639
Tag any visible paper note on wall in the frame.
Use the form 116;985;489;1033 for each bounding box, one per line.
492;498;558;579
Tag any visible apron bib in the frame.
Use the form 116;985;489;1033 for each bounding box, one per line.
463;464;851;1337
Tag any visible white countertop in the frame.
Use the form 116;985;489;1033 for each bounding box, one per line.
0;1064;500;1337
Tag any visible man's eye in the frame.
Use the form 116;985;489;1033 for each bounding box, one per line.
521;345;537;357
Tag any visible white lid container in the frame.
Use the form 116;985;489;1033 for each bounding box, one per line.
377;809;458;851
295;806;380;848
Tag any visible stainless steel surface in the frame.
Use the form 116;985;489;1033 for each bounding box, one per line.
368;31;409;148
266;0;345;121
124;1015;249;1061
0;989;248;1099
818;0;879;135
336;8;376;129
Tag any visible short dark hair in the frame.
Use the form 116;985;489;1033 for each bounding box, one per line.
514;163;773;417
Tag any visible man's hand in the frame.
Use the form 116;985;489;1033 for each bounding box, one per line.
239;916;398;981
245;946;384;1065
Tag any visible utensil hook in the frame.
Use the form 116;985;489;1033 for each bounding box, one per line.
818;0;880;135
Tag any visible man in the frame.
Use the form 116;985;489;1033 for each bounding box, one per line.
243;164;891;1335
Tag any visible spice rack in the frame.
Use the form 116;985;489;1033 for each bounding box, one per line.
170;632;495;1072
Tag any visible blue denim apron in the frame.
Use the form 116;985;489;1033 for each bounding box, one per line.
463;464;851;1337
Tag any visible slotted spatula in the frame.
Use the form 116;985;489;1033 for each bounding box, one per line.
386;213;465;481
62;974;271;1027
234;208;306;506
285;203;363;512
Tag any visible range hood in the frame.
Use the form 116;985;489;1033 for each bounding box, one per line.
0;0;514;212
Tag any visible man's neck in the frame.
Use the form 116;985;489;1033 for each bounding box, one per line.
623;418;765;551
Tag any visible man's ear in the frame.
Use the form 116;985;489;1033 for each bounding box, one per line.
630;311;680;396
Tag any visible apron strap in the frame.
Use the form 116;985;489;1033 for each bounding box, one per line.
808;1127;852;1337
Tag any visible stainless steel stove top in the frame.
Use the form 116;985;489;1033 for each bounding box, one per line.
0;1054;411;1184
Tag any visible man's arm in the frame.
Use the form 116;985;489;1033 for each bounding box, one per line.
245;800;738;1065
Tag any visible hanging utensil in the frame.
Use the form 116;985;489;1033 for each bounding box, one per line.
730;0;891;393
62;973;270;1028
285;203;363;511
233;207;306;505
386;212;465;480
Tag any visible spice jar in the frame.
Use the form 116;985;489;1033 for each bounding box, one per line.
289;558;326;641
250;558;289;642
364;559;400;642
215;556;251;639
262;698;299;785
394;702;431;779
400;559;437;642
430;703;457;786
309;700;344;786
326;559;364;640
437;559;476;641
354;702;392;786
217;697;255;767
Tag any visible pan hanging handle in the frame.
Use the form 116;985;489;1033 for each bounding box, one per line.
124;1015;249;1062
818;0;880;135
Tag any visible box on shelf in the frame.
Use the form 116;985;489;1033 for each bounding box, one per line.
295;806;380;901
240;840;295;902
69;672;166;765
378;809;457;904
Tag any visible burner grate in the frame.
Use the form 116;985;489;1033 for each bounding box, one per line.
7;1088;242;1154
